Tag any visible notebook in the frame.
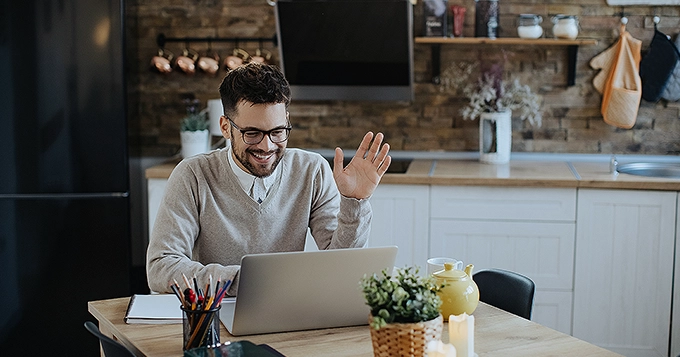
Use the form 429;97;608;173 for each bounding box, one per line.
124;294;182;324
219;246;398;336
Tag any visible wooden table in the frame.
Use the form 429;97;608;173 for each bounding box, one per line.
89;297;621;357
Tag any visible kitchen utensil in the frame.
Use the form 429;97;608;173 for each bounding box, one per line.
176;47;199;74
552;15;579;39
151;48;174;74
427;257;463;276
224;48;250;70
197;43;220;76
517;14;543;39
433;263;479;317
250;48;272;64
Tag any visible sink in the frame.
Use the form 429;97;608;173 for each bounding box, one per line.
616;162;680;178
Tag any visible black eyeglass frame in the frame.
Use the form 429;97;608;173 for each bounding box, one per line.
227;117;292;145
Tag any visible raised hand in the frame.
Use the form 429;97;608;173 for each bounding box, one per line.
333;132;391;199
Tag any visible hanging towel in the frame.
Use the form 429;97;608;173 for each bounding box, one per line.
640;26;680;102
591;25;642;129
660;34;680;102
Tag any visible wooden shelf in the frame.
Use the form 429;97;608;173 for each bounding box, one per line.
415;37;599;86
415;37;598;46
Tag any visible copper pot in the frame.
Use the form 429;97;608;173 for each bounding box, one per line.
197;47;220;75
224;48;250;70
150;48;174;74
176;48;199;75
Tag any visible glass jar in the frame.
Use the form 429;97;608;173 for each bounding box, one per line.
552;15;579;40
517;14;543;39
475;0;499;39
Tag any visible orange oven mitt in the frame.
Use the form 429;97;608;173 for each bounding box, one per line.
591;25;642;129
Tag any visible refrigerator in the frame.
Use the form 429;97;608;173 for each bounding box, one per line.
0;0;132;355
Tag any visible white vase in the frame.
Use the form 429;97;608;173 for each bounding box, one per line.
180;129;210;158
479;110;511;164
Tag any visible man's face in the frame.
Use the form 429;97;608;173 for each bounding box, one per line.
221;101;289;178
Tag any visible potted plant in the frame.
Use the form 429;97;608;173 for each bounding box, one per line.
360;266;444;357
180;98;210;158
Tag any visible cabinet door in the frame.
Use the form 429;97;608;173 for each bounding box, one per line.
147;178;168;241
673;192;680;357
369;184;429;270
430;220;575;290
533;291;573;335
430;219;575;334
573;189;675;357
430;186;576;221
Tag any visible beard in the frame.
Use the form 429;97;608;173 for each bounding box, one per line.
231;142;285;178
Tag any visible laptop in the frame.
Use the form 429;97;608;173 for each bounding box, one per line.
219;246;398;336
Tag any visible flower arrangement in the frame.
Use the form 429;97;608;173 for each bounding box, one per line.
439;61;543;127
180;98;209;132
360;266;443;330
462;73;543;127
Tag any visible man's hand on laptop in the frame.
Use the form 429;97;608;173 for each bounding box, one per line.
333;131;391;199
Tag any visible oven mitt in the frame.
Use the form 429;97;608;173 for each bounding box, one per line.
599;27;642;129
639;26;680;102
591;42;618;94
660;34;680;102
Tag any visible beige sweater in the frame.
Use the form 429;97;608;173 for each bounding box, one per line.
146;148;371;294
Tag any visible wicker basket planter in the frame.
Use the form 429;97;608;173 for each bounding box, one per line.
368;314;443;357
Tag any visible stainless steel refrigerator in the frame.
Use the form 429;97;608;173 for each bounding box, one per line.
0;0;132;355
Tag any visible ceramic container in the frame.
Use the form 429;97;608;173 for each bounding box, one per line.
432;263;479;317
552;15;579;40
517;14;543;39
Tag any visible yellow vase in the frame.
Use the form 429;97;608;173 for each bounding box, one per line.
433;263;479;317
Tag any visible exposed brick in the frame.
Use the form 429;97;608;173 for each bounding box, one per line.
127;0;680;156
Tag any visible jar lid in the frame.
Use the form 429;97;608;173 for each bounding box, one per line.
553;14;577;20
432;262;466;280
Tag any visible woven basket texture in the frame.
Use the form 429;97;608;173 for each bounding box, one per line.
368;314;443;357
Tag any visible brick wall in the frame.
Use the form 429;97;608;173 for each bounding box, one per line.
126;0;680;157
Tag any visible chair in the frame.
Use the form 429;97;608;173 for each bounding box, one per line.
473;268;535;320
84;321;136;357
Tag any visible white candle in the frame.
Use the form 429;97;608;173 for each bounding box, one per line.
449;313;474;357
426;340;457;357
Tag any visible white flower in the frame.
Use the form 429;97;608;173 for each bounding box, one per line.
462;73;542;127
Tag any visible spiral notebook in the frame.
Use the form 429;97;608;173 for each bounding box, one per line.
124;294;182;324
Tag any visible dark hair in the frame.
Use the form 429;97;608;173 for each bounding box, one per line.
218;62;291;118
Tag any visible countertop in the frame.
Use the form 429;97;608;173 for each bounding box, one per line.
145;151;680;191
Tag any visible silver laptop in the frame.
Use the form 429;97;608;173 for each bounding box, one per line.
220;246;398;336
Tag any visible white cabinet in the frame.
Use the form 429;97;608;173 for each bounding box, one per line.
573;189;676;357
147;178;168;237
368;184;430;270
429;186;577;334
673;193;680;357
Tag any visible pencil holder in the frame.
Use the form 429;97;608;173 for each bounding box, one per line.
181;306;221;351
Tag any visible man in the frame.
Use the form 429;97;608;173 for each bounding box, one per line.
146;63;391;294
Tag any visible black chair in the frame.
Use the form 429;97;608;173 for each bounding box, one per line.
473;268;535;320
84;321;136;357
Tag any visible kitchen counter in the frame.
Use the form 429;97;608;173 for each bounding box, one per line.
145;152;680;191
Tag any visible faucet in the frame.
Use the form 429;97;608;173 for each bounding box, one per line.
609;155;619;176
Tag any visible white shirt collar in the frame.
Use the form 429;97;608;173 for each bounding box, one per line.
226;145;279;196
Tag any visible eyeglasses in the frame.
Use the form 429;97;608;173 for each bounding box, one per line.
227;117;292;145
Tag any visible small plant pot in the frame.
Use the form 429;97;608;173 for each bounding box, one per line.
181;129;210;158
368;314;443;357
